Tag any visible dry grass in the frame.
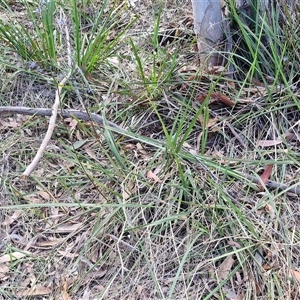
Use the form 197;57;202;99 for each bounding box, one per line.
0;0;300;299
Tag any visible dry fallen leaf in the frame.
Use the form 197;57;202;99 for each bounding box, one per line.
0;119;19;128
197;92;235;107
21;285;51;296
264;203;275;219
146;170;162;183
222;286;239;300
122;143;136;151
69;118;78;130
22;195;42;203
213;92;235;107
121;181;135;200
284;131;296;142
258;165;273;191
1;210;22;226
35;237;66;247
227;80;236;89
217;255;235;281
0;251;31;263
198;116;219;129
243;86;268;94
61;279;72;300
262;264;272;271
38;191;51;201
233;293;245;300
260;165;273;184
227;240;242;249
291;269;300;282
136;142;148;155
257;139;282;147
58;250;78;258
50;223;83;233
84;144;97;159
207;65;226;74
0;264;9;275
252;78;265;87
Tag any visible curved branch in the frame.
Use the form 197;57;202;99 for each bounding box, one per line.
2;107;300;196
0;106;123;131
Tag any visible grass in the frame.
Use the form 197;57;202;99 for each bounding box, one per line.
0;0;300;299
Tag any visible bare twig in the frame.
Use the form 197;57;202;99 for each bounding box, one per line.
22;13;73;178
240;172;300;196
22;77;71;178
0;107;124;131
225;120;246;147
2;111;300;195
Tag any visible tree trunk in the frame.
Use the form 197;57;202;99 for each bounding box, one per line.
191;0;223;68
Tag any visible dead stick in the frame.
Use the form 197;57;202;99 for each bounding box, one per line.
0;107;123;131
22;11;73;179
2;107;300;196
240;172;300;196
23;79;71;178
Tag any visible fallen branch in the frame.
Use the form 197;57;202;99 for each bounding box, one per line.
187;154;300;197
241;172;300;196
0;107;123;131
1;111;300;196
22;87;71;178
0;113;300;196
22;11;72;179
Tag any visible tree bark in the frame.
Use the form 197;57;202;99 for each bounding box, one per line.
192;0;223;67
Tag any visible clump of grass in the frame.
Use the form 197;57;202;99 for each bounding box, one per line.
72;0;137;74
0;0;59;70
226;0;300;88
0;0;136;74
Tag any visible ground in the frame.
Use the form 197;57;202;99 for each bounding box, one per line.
0;0;300;299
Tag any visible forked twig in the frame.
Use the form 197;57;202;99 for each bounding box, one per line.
21;78;72;178
22;12;73;178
